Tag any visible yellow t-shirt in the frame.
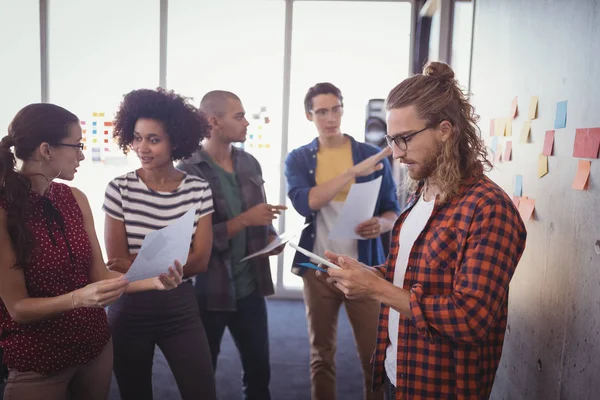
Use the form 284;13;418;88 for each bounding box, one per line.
315;139;355;201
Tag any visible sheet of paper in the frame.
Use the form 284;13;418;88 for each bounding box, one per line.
518;197;536;221
554;100;568;129
514;175;523;196
124;208;195;283
528;96;538;120
572;160;591;190
240;223;310;262
520;121;531;143
542;130;555;156
538;154;548;178
511;97;519;118
504;141;513;161
585;128;600;159
328;176;383;240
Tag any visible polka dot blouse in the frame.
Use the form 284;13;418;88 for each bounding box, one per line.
0;182;110;374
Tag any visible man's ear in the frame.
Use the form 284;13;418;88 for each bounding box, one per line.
438;120;454;143
306;111;314;122
208;115;220;129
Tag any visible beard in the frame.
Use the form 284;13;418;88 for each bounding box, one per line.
406;141;443;182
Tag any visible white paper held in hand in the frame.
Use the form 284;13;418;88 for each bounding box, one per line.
124;207;196;282
288;242;341;270
328;176;383;240
240;222;311;262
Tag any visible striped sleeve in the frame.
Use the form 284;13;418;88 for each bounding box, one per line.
102;179;124;221
195;182;214;221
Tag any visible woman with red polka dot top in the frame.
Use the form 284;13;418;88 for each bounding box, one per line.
0;103;184;400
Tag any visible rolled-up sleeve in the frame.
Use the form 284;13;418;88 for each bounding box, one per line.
409;200;526;343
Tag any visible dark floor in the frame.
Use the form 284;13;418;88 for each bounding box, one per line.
106;299;365;400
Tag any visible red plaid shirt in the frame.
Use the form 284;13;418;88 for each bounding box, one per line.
373;173;527;399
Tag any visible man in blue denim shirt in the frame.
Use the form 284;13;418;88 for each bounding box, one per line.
285;83;400;400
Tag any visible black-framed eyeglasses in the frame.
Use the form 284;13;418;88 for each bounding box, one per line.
384;126;431;151
53;143;84;152
310;105;344;119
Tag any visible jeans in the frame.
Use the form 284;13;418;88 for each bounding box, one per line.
201;293;271;400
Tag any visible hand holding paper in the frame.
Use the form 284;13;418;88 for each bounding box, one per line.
124;208;195;283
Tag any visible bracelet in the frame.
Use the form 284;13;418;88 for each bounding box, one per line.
71;292;76;309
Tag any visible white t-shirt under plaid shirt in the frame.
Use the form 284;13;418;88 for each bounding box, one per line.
102;171;214;255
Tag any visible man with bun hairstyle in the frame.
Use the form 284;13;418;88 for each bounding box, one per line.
320;62;527;399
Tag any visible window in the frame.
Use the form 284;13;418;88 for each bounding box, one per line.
284;0;412;289
48;0;160;256
0;0;40;134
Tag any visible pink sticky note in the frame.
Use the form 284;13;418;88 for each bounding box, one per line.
490;119;495;137
542;130;555;156
512;196;521;208
573;128;588;158
583;128;600;159
495;144;502;163
504;141;513;161
518;197;536;221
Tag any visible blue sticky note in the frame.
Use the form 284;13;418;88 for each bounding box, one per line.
491;136;498;152
92;121;97;126
514;175;523;197
298;262;327;273
554;101;568;129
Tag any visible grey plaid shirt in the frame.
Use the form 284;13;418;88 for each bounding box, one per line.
177;147;276;312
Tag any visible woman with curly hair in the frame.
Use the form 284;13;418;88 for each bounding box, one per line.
0;103;184;400
103;88;216;400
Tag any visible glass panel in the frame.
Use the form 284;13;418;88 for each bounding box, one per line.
48;0;160;257
451;0;474;89
284;1;412;289
0;0;40;134
168;0;285;285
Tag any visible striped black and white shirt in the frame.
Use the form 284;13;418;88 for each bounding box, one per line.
102;171;214;253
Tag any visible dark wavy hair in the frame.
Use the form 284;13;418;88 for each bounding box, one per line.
386;61;492;202
113;88;210;160
0;103;79;267
304;82;344;113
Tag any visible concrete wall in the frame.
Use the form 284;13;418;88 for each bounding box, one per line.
470;1;600;399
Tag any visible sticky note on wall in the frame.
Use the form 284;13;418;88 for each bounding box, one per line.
518;197;536;221
572;160;591;190
511;97;518;118
538;155;548;178
554;101;568;129
528;96;538;120
514;175;523;196
542;131;555;156
520;121;531;143
573;128;600;159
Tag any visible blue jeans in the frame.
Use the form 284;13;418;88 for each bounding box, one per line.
201;293;271;400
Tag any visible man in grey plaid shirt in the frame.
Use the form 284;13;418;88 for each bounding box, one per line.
177;90;286;400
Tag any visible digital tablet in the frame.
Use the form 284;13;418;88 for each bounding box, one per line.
288;242;341;270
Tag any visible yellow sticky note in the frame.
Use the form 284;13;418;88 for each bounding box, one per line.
505;118;513;136
495;118;506;137
538;154;548;178
93;112;98;117
528;96;538;120
520;121;531;143
99;112;105;117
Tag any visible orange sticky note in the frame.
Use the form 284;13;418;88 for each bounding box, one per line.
518;196;536;221
542;130;555;156
504;141;512;161
538;154;548;178
572;160;591;190
520;121;531;143
529;96;538;120
511;97;518;118
495;118;506;137
489;119;495;137
505;118;513;136
512;196;521;208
